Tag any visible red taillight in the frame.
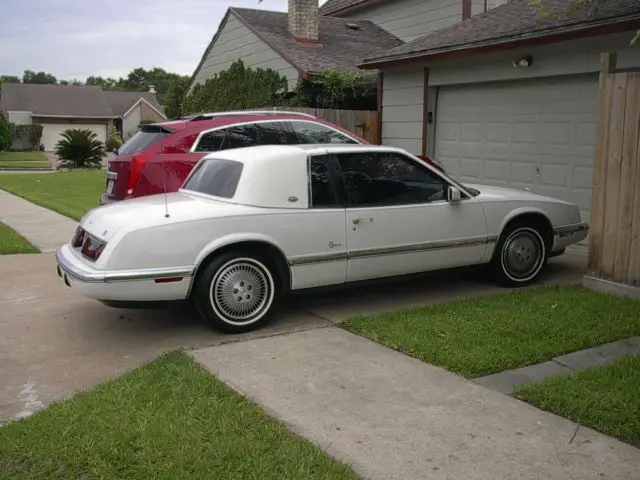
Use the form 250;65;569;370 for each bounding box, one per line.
127;154;150;197
80;234;106;261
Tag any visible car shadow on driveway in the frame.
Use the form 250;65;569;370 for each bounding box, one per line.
0;249;586;422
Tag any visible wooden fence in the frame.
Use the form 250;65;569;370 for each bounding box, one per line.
260;107;380;144
588;57;640;286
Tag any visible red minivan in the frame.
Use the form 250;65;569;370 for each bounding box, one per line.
101;110;445;204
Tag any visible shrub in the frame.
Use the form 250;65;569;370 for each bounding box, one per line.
0;114;10;151
8;123;43;150
54;129;105;169
105;128;123;152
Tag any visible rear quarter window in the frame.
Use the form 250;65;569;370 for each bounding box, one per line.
183;159;243;198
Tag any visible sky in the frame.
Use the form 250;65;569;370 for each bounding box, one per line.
0;0;326;81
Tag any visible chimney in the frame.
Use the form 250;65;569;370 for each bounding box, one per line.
288;0;319;42
148;84;156;93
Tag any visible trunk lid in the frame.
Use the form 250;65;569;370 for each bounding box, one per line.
83;192;247;242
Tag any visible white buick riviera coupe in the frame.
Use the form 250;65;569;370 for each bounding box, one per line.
56;144;589;333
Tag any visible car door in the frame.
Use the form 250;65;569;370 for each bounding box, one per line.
288;153;348;289
333;151;488;283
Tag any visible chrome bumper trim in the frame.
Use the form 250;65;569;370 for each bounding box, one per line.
55;248;194;284
553;222;590;238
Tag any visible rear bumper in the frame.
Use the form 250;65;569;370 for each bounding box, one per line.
55;244;193;302
552;222;589;251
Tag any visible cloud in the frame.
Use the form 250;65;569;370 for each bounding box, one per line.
0;0;298;80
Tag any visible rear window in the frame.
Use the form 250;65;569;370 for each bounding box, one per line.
183;159;243;198
118;129;171;155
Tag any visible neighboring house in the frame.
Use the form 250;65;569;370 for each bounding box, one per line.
103;90;166;140
356;0;640;226
188;0;403;92
0;83;166;151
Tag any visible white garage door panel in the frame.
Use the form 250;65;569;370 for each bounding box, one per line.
41;123;107;151
435;75;598;224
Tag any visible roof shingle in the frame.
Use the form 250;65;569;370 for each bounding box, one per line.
232;7;403;74
0;83;114;117
360;0;640;67
103;91;164;116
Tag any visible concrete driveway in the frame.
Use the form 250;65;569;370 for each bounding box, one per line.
0;248;587;423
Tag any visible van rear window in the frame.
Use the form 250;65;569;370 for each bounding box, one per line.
118;128;171;155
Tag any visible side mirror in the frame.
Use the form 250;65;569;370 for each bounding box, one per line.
447;186;461;203
112;148;119;155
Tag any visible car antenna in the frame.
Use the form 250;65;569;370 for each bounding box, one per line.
162;149;170;218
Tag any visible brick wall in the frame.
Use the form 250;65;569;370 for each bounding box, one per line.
288;0;319;41
140;101;165;122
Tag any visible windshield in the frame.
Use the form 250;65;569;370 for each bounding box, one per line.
182;158;243;198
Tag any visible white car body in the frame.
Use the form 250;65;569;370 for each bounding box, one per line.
56;144;588;327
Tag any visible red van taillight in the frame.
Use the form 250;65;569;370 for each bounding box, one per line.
127;154;150;197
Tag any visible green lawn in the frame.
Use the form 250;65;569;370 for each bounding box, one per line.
0;161;51;169
0;152;48;162
0;171;105;221
341;285;640;378
0;351;356;479
0;222;39;254
516;355;640;448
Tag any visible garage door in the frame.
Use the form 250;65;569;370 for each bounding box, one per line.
41;123;107;151
434;74;598;224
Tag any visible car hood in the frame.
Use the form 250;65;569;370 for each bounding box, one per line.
81;192;247;242
466;184;573;205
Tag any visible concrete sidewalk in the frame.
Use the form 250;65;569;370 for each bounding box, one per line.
0;189;77;252
192;328;640;480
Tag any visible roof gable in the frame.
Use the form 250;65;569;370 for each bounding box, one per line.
231;7;403;75
103;91;164;116
360;0;640;68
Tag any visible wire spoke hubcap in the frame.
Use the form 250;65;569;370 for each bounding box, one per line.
502;229;544;280
211;261;271;323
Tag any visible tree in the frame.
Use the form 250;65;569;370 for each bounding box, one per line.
0;75;20;84
0;114;11;152
22;70;57;84
163;76;190;118
85;75;118;89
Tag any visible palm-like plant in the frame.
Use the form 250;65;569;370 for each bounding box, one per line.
54;129;105;169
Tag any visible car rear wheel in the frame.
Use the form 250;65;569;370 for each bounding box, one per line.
193;251;280;334
492;224;547;287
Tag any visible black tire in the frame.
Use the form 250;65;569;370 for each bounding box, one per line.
193;249;281;334
491;223;548;287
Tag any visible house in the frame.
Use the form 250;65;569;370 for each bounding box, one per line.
103;90;166;140
0;83;166;151
188;0;403;92
355;0;640;227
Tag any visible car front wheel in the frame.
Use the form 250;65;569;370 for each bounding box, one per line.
492;224;547;287
193;251;280;333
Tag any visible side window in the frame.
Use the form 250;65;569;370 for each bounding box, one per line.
289;121;358;144
220;125;258;150
309;155;341;208
254;122;288;145
194;129;225;152
336;152;447;207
